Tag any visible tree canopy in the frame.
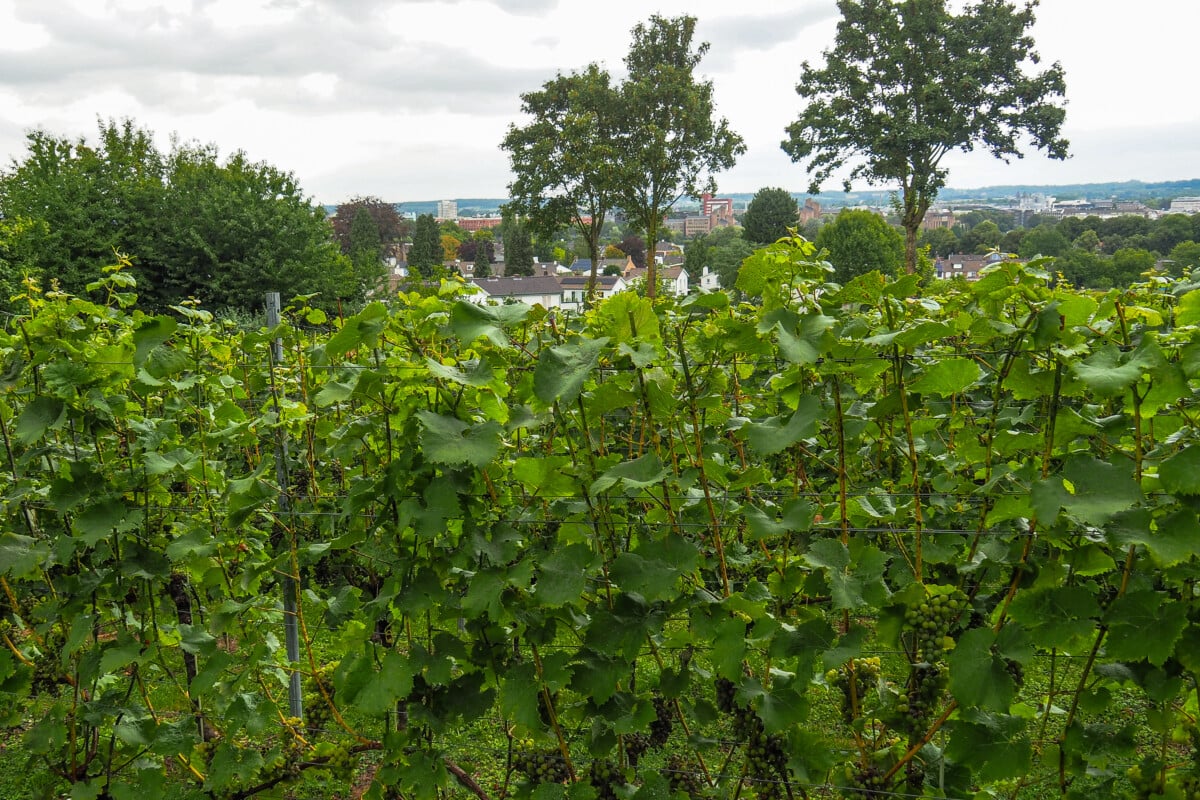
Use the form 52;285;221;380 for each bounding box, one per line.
0;120;350;313
742;187;799;245
783;0;1067;273
408;213;441;277
502;63;621;296
815;208;904;283
616;15;745;297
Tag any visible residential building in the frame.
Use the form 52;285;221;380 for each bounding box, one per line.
623;264;689;296
922;209;956;230
559;275;628;309
467;275;564;307
436;200;458;221
798;198;821;223
1170;197;1200;214
457;217;504;232
698;265;721;291
934;252;1004;281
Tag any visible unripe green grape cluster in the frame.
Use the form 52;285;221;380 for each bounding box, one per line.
902;590;967;661
664;754;706;799
514;747;570;785
825;657;881;724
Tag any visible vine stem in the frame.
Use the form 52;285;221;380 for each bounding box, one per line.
675;325;730;597
882;699;958;783
530;642;576;781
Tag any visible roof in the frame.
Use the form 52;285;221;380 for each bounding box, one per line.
559;275;624;290
471;275;564;297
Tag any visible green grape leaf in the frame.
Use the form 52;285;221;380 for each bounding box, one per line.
533;337;608;406
741;395;823;456
1104;591;1187;666
132;315;178;366
355;650;414;715
535;543;593;607
948;627;1015;711
15;395;65;444
908;358;981;397
1158;445;1200;496
415;411;503;468
590;453;668;494
944;711;1031;782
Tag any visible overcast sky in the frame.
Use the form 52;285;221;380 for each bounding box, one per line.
2;0;1198;205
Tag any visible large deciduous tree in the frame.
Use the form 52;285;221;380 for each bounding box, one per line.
502;63;621;298
815;208;904;283
782;0;1068;274
329;196;407;258
0;119;348;312
616;14;745;297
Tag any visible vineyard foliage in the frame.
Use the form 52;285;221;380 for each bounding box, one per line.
2;240;1200;800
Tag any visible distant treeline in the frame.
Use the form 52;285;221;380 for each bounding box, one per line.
334;178;1200;218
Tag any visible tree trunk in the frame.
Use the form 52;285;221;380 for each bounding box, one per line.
904;222;919;275
646;217;658;299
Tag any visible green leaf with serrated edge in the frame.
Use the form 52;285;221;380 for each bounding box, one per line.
804;539;887;610
1056;455;1142;525
1006;586;1100;652
944;711;1031;783
535;543;593;606
569;650;625;707
948;627;1015;711
1159;445;1200;496
1072;340;1164;396
596;291;659;342
821;625;868;671
1176;288;1200;326
325;302;388;359
15;395;65;444
532;336;608;405
590;453;667;494
415;410;502;468
355;650;413;715
908;357;981;397
1104;591;1187;666
132;315;177;366
1132;509;1200;567
424;355;496;387
755;683;808;734
742;394;822;456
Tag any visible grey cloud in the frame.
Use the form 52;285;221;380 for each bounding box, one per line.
397;0;559;14
698;4;839;70
1;1;547;116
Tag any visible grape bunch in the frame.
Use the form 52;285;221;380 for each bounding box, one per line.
745;728;789;800
589;758;622;800
649;694;673;747
624;733;649;767
304;668;336;735
715;677;737;714
894;663;946;737
322;743;355;782
825;657;881;724
664;754;706;799
902;589;968;661
1125;762;1166;799
1004;658;1025;690
841;763;890;797
514;747;570;785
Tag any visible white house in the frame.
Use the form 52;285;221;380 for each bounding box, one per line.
468;275;565;308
